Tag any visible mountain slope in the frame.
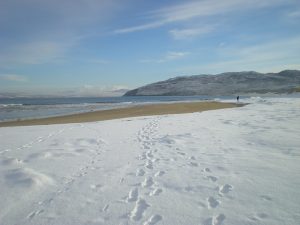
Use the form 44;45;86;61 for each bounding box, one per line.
124;70;300;96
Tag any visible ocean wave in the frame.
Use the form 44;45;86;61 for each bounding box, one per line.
0;104;24;108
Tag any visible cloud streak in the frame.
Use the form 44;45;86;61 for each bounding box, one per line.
169;26;216;40
0;40;73;67
114;0;293;34
140;51;190;63
0;0;123;67
182;36;300;73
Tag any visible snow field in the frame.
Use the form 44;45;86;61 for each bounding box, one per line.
0;97;299;225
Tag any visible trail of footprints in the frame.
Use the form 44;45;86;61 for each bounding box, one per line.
125;118;234;225
14;119;233;224
124;118;163;224
201;166;233;225
25;125;108;221
165;133;233;224
0;128;67;155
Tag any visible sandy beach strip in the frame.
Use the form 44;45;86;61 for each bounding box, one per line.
0;101;241;127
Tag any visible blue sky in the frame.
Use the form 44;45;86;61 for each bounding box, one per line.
0;0;300;97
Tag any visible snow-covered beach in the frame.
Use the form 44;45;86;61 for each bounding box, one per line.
0;97;299;225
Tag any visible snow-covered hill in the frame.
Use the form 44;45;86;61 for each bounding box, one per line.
124;70;300;96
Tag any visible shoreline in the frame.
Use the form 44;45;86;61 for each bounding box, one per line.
0;101;242;127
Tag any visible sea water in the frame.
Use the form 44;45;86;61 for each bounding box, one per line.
0;96;237;122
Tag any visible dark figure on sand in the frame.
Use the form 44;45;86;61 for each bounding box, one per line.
237;96;240;102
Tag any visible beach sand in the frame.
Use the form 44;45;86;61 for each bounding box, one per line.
0;101;240;127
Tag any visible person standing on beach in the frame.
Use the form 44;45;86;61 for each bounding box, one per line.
237;96;240;102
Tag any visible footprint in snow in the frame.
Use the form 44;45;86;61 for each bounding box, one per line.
130;198;150;221
119;178;125;183
27;210;44;220
90;184;102;190
177;152;186;156
139;153;147;160
149;188;163;196
207;175;218;182
154;171;165;177
141;177;154;188
127;187;139;202
146;151;154;159
0;149;11;154
136;169;145;176
207;196;220;209
260;195;272;201
249;212;268;221
102;204;109;212
203;214;226;225
219;184;233;195
143;214;162;225
256;213;268;219
203;168;211;173
189;162;199;167
145;160;153;169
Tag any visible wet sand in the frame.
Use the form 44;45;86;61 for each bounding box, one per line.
0;101;242;127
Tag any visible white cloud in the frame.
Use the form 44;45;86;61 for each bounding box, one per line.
114;21;165;34
165;51;190;60
140;51;190;63
286;9;300;18
181;36;300;74
0;74;28;82
220;36;300;61
0;0;124;67
0;39;79;67
115;0;292;34
169;26;215;40
78;84;129;97
0;84;130;97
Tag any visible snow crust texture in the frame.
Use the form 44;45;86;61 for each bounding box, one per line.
0;97;300;225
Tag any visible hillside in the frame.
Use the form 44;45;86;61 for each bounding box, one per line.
124;70;300;96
